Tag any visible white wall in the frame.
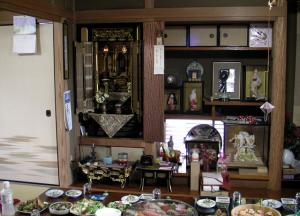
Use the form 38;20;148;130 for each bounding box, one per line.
0;23;59;185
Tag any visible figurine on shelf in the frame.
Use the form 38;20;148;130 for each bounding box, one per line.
167;93;177;111
230;131;258;162
189;89;197;111
250;68;262;98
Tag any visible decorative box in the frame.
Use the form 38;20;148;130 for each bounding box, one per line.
219;25;248;46
164;26;187;46
249;24;272;47
190;25;217;46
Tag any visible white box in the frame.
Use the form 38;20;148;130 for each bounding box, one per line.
190;25;217;46
220;25;248;46
164;26;186;46
249;24;272;47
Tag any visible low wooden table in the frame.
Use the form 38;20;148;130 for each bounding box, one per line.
136;163;177;192
79;161;132;188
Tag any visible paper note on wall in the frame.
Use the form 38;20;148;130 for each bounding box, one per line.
13;34;37;54
154;44;164;75
64;90;73;131
13;16;36;35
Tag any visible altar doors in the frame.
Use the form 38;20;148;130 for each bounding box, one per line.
0;23;59;185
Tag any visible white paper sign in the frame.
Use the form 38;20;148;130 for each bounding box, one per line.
13;16;36;35
13;34;37;54
64;90;73;131
154;45;164;75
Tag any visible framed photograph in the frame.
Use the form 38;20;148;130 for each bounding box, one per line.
212;62;242;100
63;22;69;80
183;81;203;113
164;88;181;113
244;65;268;101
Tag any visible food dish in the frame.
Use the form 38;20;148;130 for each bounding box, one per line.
122;199;198;216
65;189;82;198
17;199;48;214
262;199;282;209
45;189;64;198
107;201;130;211
49;201;72;215
231;204;281;216
197;198;216;208
95;207;122;216
70;198;104;216
121;195;139;204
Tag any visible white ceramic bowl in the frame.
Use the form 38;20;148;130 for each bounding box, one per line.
95;208;121;216
49;201;72;215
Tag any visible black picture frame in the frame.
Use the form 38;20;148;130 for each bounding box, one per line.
164;88;181;113
63;22;69;80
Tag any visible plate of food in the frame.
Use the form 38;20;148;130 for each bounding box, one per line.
121;195;139;204
49;201;72;215
65;189;82;198
45;189;64;198
262;199;282;209
70;198;104;216
122;199;198;216
197;198;216;208
95;207;122;216
231;204;281;216
17;198;49;214
107;201;130;211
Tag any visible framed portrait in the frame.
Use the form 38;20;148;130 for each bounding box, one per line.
183;81;203;113
63;22;69;80
212;62;242;100
244;65;268;101
164;88;181;113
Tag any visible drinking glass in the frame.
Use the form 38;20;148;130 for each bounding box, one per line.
152;188;161;199
232;191;241;207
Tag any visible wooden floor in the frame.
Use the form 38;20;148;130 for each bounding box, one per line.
71;180;299;200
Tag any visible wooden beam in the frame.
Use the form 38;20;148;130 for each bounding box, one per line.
0;0;73;22
75;6;284;23
79;137;146;148
143;21;165;142
268;16;287;191
54;22;72;187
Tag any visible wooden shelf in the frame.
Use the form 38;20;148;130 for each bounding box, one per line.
165;113;224;121
165;47;271;52
204;98;264;106
229;171;269;181
79;136;145;148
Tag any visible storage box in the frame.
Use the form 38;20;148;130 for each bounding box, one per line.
164;26;187;46
190;25;217;46
220;25;248;46
249;24;272;47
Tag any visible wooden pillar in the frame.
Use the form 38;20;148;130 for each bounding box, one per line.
54;22;72;187
143;21;165;142
268;15;287;190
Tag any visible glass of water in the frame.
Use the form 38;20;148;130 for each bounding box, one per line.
296;192;300;212
152;188;161;199
232;191;241;207
30;209;40;216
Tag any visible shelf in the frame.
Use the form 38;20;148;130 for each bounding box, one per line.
165;47;271;52
204;98;264;107
229;171;269;181
165;113;224;121
79;136;145;148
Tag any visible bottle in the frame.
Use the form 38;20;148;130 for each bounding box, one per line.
1;181;15;216
167;136;174;150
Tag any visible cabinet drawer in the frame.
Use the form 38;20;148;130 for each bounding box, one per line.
164;26;187;46
220;25;248;46
190;25;217;46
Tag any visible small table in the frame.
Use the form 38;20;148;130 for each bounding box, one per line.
136;163;176;192
79;161;132;188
